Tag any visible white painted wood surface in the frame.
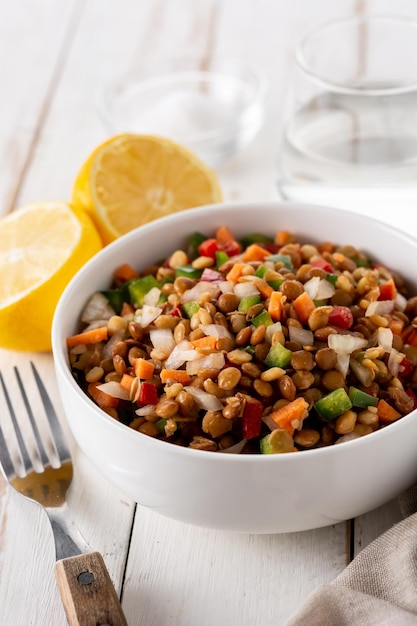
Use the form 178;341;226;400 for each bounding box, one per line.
0;1;416;624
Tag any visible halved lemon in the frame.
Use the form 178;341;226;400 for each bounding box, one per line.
0;202;102;352
72;134;223;245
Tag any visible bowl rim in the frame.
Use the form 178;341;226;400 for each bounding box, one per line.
52;200;417;463
96;60;268;145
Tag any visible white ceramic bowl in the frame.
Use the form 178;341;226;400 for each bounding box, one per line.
52;202;417;533
96;60;267;167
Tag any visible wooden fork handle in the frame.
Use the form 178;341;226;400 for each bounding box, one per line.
54;551;128;626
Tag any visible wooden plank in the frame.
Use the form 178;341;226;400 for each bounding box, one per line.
122;506;348;626
0;0;85;216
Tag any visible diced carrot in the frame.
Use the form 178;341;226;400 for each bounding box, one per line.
87;382;119;409
388;316;404;336
377;399;402;423
120;302;135;317
216;225;234;244
160;369;191;385
226;262;247;283
253;277;273;298
242;243;270;262
114;263;139;282
190;335;217;351
268;291;284;321
66;326;108;347
274;230;293;246
269;397;309;434
293;291;315;325
134;358;155;379
120;373;135;391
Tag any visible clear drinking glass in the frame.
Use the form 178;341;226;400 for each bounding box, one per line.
277;16;417;206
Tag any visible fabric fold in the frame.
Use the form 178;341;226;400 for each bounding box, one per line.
287;485;417;625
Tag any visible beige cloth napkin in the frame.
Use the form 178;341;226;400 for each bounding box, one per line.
287;484;417;625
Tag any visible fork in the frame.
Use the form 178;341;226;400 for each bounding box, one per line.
0;362;128;626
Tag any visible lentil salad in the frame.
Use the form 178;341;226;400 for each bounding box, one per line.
67;225;417;454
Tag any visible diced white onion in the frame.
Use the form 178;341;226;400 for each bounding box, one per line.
180;282;220;303
377;327;393;352
81;293;115;323
97;381;130;400
138;305;163;327
183;386;223;411
164;340;198;369
349;359;373;387
149;328;175;356
135;404;157;417
328;334;367;354
219;280;235;294
388;348;404;377
200;324;234;340
288;326;314;346
82;319;111;332
218;439;248;454
365;300;395;317
315;279;336;300
265;322;283;343
144;287;161;306
262;414;278;431
335;433;361;445
186;352;225;375
234;282;260;298
395;292;407;312
303;277;320;299
335;353;350;378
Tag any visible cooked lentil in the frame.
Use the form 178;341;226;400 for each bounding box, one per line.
67;226;417;454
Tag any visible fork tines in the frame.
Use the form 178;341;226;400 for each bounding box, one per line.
0;362;69;480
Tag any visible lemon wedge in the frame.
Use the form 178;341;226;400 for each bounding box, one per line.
0;202;102;351
72;134;223;244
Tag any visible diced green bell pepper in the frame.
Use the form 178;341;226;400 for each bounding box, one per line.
348;386;378;408
241;233;273;248
265;254;293;270
175;265;202;279
314;388;352;421
251;310;273;328
326;273;339;286
187;232;207;258
128;275;161;307
181;301;200;319
264;342;292;368
101;288;127;314
238;295;261;312
255;265;268;278
216;250;229;268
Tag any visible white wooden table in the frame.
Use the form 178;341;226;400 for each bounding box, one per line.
1;1;416;624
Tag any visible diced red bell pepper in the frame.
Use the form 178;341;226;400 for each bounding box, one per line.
328;306;354;330
403;327;417;347
198;238;219;259
137;381;159;406
168;306;182;317
406;387;417;410
400;357;414;377
242;400;263;440
221;239;241;257
262;242;281;254
310;258;334;273
378;279;397;301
